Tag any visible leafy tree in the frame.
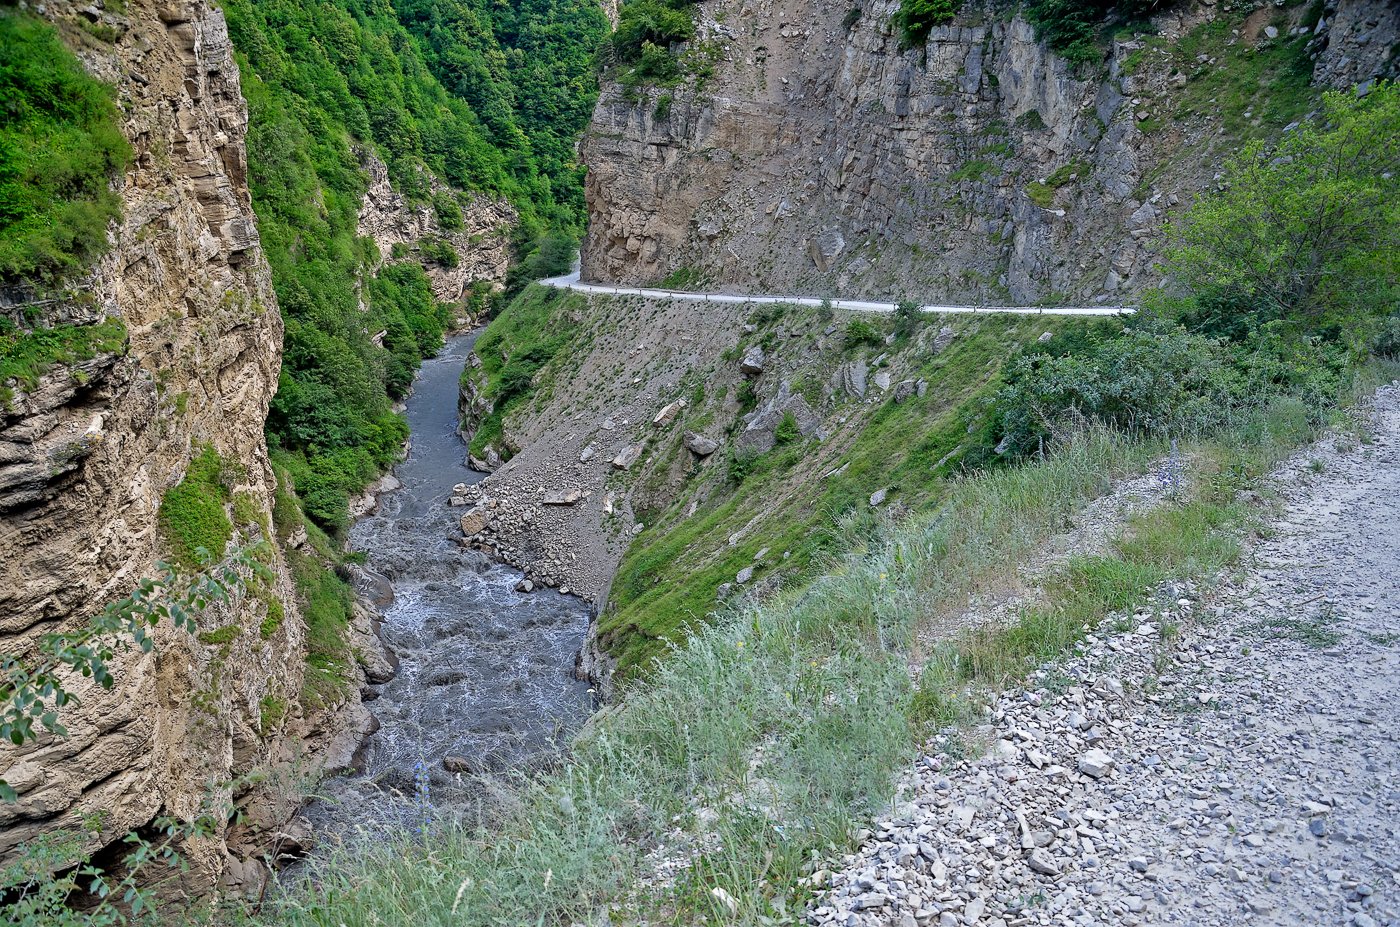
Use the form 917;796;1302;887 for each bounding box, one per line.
894;299;923;336
1168;83;1400;339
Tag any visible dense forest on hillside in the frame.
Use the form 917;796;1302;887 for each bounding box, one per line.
222;0;608;531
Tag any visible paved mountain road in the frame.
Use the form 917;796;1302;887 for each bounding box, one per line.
539;271;1134;317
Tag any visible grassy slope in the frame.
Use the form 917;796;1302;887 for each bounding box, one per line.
265;379;1367;924
602;312;1115;681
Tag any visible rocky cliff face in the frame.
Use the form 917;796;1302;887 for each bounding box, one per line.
0;0;366;900
582;0;1396;304
356;151;517;312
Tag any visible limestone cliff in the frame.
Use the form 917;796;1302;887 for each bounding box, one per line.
0;0;369;900
356;151;517;313
582;0;1397;304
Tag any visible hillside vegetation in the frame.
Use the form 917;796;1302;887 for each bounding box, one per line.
245;83;1399;924
224;0;606;533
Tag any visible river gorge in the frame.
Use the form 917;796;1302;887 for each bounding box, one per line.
321;333;593;823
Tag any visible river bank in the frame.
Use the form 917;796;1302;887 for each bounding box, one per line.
299;332;594;838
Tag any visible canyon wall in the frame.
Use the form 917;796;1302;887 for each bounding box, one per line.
0;0;368;899
356;151;517;311
582;0;1397;304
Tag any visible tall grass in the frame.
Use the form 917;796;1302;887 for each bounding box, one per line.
263;378;1363;924
265;431;1166;924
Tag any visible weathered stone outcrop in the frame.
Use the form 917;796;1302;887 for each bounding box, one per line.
0;0;369;901
582;0;1391;304
356;151;516;308
1310;0;1400;90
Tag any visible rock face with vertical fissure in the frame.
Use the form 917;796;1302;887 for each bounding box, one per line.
581;0;1393;304
0;0;374;900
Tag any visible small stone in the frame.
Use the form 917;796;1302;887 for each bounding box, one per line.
1309;818;1327;838
736;566;754;584
1027;849;1061;876
869;488;888;507
1078;749;1115;779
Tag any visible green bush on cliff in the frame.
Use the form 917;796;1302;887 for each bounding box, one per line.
1023;0;1166;66
894;0;961;48
0;316;127;406
158;446;234;571
614;0;695;62
0;10;131;289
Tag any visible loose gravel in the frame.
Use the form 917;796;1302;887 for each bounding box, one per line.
811;384;1400;927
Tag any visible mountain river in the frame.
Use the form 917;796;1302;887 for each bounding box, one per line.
307;331;593;827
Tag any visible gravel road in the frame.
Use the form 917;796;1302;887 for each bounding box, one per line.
812;383;1400;927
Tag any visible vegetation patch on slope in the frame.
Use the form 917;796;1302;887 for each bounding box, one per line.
0;9;131;289
0;316;126;406
158;445;235;571
602;311;1094;681
463;285;588;459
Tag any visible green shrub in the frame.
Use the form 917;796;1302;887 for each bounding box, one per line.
727;446;761;484
0;10;131;288
0;317;126;406
614;0;694;62
992;314;1351;458
894;0;961;48
158;446;233;570
1017;109;1047;131
774;411;800;445
1023;0;1165;67
432;191;463;230
844;317;882;348
1167;82;1399;335
894;299;923;336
